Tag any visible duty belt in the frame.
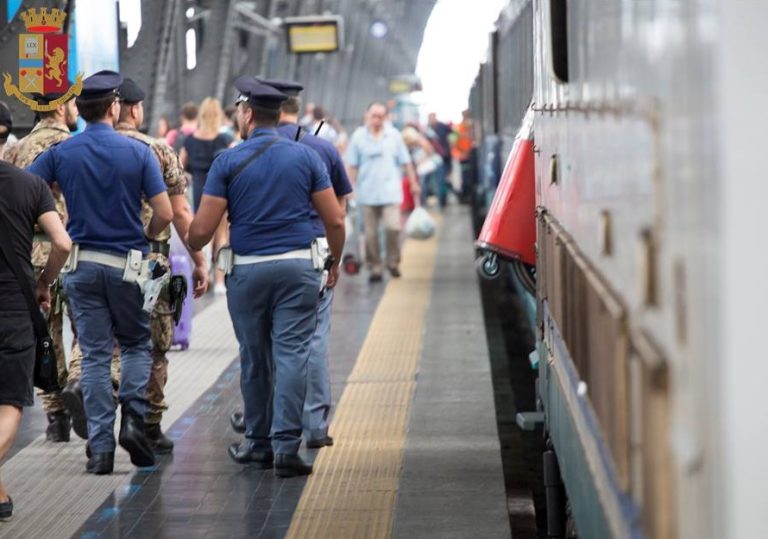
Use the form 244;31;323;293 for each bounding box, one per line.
233;249;312;265
148;241;170;257
77;250;129;269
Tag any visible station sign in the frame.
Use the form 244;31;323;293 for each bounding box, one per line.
284;15;343;54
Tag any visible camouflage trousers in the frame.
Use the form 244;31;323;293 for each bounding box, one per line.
40;254;174;425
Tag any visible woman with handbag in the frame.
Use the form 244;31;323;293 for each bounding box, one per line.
0;159;71;520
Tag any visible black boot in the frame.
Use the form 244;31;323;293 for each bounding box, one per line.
118;409;156;468
86;451;114;475
227;441;274;467
61;380;88;440
274;453;313;478
230;411;245;434
145;423;174;454
45;411;71;443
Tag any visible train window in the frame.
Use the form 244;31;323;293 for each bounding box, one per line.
549;0;569;83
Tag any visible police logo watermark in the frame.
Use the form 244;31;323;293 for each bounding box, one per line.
2;8;83;112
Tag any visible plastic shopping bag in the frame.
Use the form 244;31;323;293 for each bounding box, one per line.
405;207;436;240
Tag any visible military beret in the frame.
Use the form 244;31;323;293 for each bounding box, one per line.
234;76;288;110
31;86;75;105
256;78;303;97
0;101;12;131
79;70;123;100
118;77;146;104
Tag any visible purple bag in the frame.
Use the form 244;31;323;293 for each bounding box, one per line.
170;253;194;350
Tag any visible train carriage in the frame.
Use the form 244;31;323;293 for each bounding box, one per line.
473;1;765;537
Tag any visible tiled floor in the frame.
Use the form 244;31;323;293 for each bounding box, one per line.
72;275;384;539
4;206;511;539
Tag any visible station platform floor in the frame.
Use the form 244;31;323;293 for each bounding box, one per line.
0;206;511;539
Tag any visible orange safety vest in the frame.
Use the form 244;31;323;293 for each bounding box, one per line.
452;120;474;161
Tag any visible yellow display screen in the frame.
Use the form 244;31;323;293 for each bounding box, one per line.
286;19;340;54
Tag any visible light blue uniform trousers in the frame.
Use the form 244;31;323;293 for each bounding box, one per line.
227;258;320;455
63;262;152;453
303;288;334;441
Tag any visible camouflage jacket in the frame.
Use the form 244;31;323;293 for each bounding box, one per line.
6;119;71;267
116;122;187;243
6;118;70;218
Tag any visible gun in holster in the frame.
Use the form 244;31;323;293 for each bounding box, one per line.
312;238;333;297
168;275;188;325
136;258;170;313
319;254;336;299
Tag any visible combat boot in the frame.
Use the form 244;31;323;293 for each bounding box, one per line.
145;423;174;454
86;451;114;475
61;380;88;440
45;411;71;443
118;409;156;468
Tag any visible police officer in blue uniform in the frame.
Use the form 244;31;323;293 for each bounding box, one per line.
229;79;352;449
188;78;345;477
28;71;173;474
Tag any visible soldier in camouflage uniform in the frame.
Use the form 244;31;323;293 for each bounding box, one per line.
6;92;81;442
112;78;209;452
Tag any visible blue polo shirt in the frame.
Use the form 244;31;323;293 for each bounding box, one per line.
345;124;411;206
277;122;353;237
27;123;166;254
204;127;331;255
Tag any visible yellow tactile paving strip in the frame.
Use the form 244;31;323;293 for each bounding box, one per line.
286;225;440;539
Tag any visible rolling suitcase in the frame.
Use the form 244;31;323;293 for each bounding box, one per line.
170;253;194;350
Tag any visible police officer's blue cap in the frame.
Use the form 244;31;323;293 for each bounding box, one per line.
79;70;123;101
256;78;303;97
234;76;288;109
118;78;146;104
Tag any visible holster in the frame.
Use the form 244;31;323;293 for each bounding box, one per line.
217;245;234;275
61;243;80;273
168;275;188;325
122;249;144;283
310;238;330;272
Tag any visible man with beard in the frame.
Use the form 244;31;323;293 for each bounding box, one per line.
6;91;80;442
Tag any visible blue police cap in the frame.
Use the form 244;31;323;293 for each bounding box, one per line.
256;78;303;97
234;76;288;109
118;77;146;104
79;70;123;101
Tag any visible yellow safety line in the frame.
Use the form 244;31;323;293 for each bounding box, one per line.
287;221;440;539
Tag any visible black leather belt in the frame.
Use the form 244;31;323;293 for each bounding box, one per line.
149;241;170;256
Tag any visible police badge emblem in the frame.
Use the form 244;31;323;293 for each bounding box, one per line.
2;7;83;112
